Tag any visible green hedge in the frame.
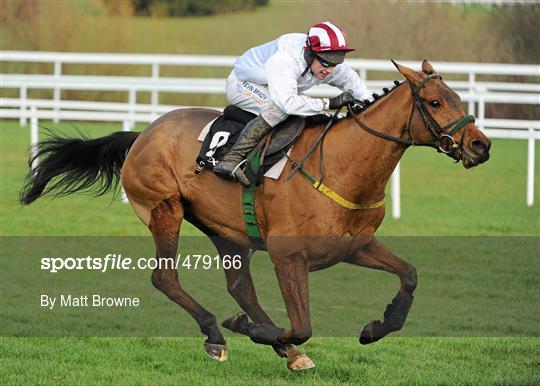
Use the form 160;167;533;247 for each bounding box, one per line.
133;0;269;17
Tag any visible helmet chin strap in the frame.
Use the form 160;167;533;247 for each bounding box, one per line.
301;33;316;77
301;48;315;77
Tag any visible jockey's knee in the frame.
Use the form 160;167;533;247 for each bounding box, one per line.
261;102;288;127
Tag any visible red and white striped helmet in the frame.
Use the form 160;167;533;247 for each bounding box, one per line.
306;21;354;53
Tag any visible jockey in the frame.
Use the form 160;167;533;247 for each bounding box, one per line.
213;21;373;186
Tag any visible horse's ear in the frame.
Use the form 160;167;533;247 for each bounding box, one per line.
421;60;435;75
391;60;423;86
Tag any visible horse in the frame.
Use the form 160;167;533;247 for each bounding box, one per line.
20;61;491;371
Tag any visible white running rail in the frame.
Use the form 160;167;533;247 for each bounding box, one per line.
1;51;538;212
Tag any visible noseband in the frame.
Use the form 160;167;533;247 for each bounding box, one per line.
348;74;475;161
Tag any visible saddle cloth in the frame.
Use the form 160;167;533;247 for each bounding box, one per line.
196;106;306;183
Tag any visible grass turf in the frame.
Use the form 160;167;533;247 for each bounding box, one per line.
1;337;538;385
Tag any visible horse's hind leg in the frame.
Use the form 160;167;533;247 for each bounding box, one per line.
346;237;417;345
149;196;227;362
212;238;308;363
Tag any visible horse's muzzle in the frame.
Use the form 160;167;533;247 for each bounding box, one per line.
463;138;491;168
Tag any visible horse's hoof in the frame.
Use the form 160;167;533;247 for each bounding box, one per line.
287;351;315;371
222;313;251;334
204;342;228;362
360;320;385;345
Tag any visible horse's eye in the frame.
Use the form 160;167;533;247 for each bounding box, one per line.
430;100;441;108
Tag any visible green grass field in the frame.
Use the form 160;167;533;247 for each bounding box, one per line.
1;119;539;385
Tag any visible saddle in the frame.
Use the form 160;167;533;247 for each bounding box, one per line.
196;105;306;185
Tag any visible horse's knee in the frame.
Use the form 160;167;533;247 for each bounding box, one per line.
287;328;312;346
402;263;417;293
151;269;163;290
151;269;177;292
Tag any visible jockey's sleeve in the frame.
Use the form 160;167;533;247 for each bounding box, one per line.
265;52;328;115
327;64;372;102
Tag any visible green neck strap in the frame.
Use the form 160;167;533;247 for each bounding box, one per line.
448;114;475;136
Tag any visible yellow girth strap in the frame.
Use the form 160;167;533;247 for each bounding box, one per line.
299;168;385;210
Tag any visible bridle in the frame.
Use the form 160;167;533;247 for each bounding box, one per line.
283;73;476;211
348;74;475;161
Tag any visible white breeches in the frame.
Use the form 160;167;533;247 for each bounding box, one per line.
225;70;288;127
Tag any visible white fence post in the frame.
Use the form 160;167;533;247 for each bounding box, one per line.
392;162;401;219
128;87;136;130
120;120;130;203
30;106;39;171
468;72;475;115
19;84;27;127
360;68;367;81
53;60;61;123
527;127;536;207
151;63;159;117
122;121;131;132
478;94;485;130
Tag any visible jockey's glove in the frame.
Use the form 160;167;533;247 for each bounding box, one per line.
328;91;356;110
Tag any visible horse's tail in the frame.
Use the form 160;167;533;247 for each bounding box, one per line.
20;130;140;205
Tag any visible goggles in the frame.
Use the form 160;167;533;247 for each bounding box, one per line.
316;56;337;69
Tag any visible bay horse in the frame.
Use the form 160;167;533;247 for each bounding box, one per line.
20;61;490;371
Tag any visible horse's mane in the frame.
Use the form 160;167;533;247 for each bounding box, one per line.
304;80;403;129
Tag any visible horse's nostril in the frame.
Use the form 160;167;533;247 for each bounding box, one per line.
471;139;490;155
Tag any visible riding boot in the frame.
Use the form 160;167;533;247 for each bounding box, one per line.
213;115;272;187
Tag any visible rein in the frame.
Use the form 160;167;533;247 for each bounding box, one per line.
284;107;342;182
286;73;475;211
348;74;475;160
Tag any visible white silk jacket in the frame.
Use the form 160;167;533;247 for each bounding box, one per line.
234;33;372;116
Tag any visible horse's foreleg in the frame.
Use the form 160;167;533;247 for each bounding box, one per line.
149;197;227;362
346;237;417;345
273;254;312;346
223;252;314;370
213;238;304;360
